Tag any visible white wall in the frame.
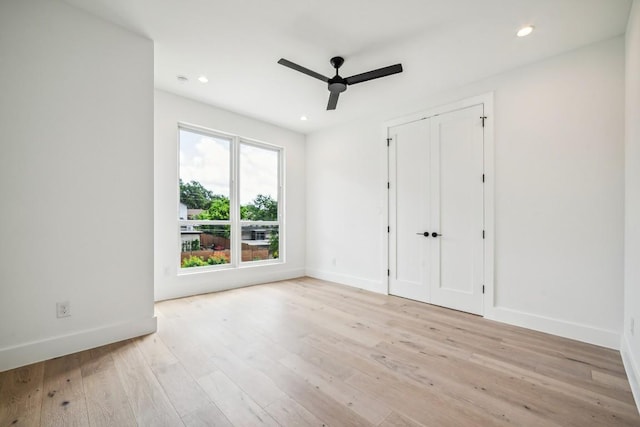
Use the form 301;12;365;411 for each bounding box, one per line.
154;90;306;301
307;37;625;349
306;122;387;290
0;0;156;371
623;0;640;409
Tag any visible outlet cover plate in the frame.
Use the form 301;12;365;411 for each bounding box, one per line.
56;301;71;318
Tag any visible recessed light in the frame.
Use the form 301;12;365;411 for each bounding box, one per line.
177;75;188;83
198;75;209;83
517;25;534;37
300;116;308;121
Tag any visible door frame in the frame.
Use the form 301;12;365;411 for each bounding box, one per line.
382;93;495;316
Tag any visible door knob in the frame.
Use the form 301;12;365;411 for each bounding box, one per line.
416;232;429;237
431;232;441;237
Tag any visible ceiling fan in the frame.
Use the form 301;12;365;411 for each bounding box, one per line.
277;56;403;110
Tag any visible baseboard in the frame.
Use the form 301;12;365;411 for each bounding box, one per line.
305;269;386;294
485;306;620;349
0;316;157;373
621;334;640;413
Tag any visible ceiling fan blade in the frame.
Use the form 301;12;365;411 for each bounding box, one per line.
278;58;329;82
327;92;340;110
345;63;403;85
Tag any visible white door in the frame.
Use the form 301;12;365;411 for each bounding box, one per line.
388;119;431;302
389;104;485;315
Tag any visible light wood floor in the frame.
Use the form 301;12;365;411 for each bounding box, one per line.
1;277;638;426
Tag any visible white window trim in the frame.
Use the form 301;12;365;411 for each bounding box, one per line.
177;123;284;273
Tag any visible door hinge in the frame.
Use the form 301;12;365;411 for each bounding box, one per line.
482;285;485;294
482;174;485;183
481;116;487;127
386;138;392;146
387;182;390;189
387;269;390;276
482;230;485;239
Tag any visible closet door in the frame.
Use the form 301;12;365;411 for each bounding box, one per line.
429;104;484;315
388;119;431;303
389;104;484;315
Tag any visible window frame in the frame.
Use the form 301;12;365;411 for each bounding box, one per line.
177;123;284;273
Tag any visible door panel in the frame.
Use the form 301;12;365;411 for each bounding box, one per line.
389;119;430;302
430;105;484;314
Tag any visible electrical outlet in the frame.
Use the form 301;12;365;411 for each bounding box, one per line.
56;301;71;318
631;318;635;336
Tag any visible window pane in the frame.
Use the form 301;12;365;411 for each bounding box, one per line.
240;143;278;220
241;225;279;262
180;224;231;268
179;129;231;220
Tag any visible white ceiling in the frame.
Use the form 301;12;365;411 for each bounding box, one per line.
63;0;631;134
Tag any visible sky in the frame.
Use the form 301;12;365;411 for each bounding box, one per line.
179;129;278;205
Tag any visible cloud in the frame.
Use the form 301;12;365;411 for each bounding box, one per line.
180;136;231;196
180;133;279;204
240;144;278;204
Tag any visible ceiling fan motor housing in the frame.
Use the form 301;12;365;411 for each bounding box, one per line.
328;77;347;93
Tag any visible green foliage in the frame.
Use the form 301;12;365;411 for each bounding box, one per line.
198;195;230;220
207;254;229;265
269;230;279;259
190;239;200;251
181;255;208;268
241;194;277;221
240;204;249;219
181;253;229;268
180;179;214;209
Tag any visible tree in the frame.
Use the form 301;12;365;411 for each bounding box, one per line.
197;195;231;238
180;179;214;209
198;195;230;220
241;194;277;221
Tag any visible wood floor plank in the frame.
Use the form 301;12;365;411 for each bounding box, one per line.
135;332;179;371
196;370;279;426
346;370;510;427
181;402;233;427
0;363;44;427
203;341;286;408
151;361;212;417
379;412;427;427
264;395;327;426
156;317;219;378
244;351;374;427
592;369;634;391
168;312;289;410
280;352;392;425
40;353;89;427
2;277;638;426
288;336;356;381
79;346;137;427
469;352;640;425
109;340;183;426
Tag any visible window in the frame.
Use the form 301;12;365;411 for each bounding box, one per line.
178;125;282;270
